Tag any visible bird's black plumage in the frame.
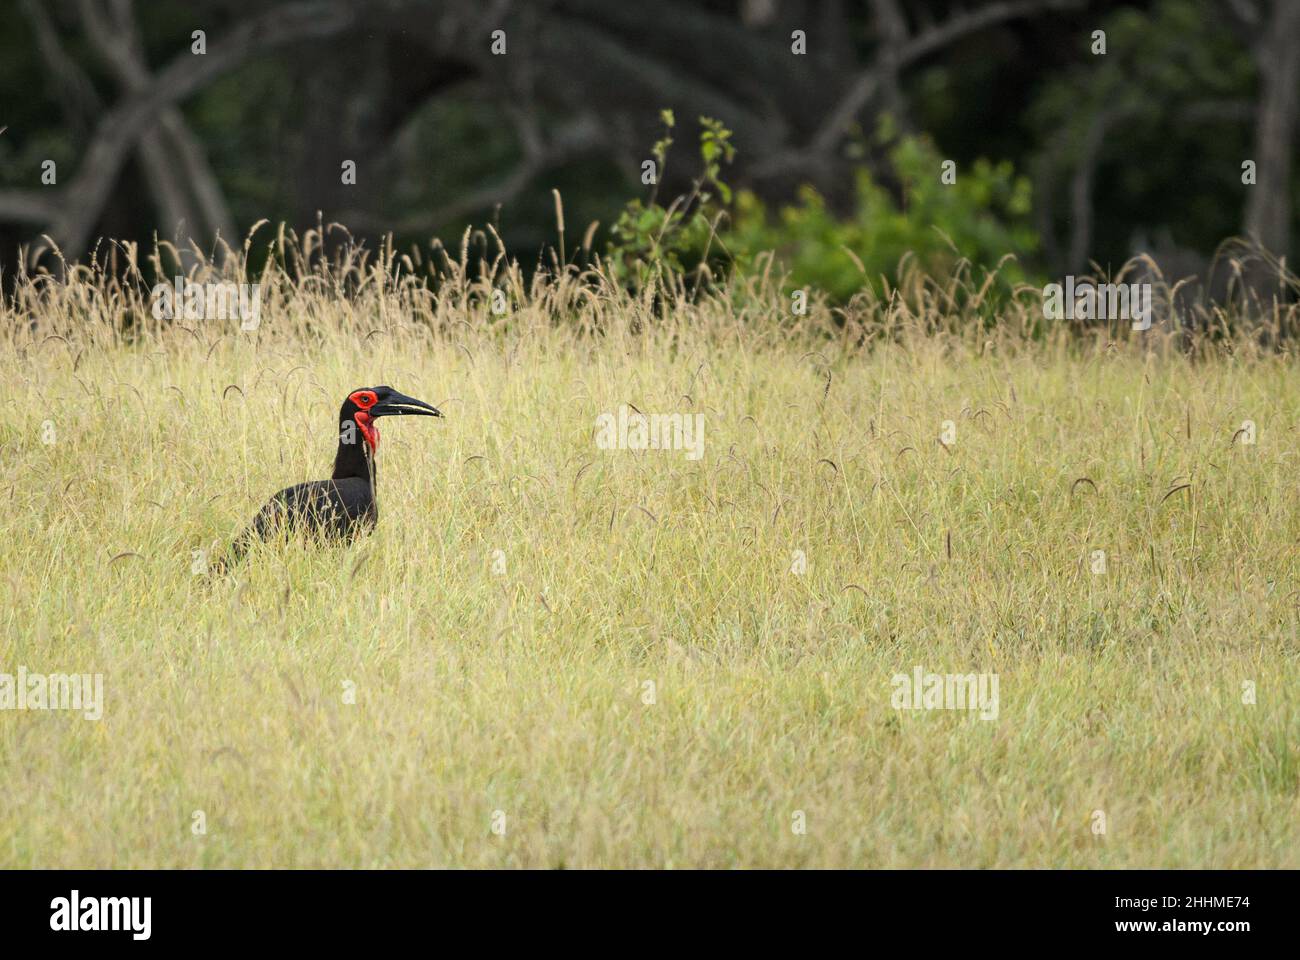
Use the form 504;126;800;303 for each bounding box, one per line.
218;385;441;570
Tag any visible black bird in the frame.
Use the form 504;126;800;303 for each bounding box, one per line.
219;386;441;570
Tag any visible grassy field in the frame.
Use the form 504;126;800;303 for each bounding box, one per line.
1;252;1298;867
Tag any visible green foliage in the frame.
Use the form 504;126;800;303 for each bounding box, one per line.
606;114;1037;304
605;112;735;289
725;122;1038;302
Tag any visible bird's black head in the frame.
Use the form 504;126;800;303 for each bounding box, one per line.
335;386;442;477
343;385;442;422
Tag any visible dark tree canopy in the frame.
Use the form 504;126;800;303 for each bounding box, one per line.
0;0;1296;300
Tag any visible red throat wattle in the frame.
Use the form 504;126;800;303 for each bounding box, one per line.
354;411;379;452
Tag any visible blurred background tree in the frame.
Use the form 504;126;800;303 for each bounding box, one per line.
0;0;1295;303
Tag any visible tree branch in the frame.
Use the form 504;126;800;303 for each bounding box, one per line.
753;0;1080;179
339;115;602;235
18;0;103;130
25;0;360;262
0;192;60;223
76;0;237;260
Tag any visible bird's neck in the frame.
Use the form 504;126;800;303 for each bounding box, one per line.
333;414;377;482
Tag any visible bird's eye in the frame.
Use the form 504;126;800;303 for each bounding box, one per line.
351;391;377;408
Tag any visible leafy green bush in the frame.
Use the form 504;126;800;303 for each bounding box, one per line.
605;111;734;289
726;122;1039;301
606;114;1039;304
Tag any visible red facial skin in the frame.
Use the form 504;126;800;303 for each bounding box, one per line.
349;390;380;451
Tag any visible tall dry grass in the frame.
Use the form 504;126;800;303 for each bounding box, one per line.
0;227;1297;867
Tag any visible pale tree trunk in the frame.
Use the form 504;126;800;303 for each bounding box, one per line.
79;0;237;268
1243;1;1300;300
13;1;358;265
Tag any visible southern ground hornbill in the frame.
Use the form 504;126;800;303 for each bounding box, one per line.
217;386;441;571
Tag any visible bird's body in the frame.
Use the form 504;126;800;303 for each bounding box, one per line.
218;385;441;570
237;477;377;545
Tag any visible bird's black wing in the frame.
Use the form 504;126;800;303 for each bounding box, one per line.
217;478;376;571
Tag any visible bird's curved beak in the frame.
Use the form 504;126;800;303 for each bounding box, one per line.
371;392;442;418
